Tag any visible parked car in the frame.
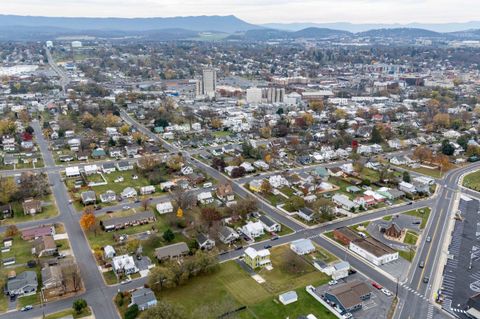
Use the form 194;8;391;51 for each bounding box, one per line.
371;281;383;290
423;276;429;283
21;305;33;312
271;236;279;241
264;244;272;249
328;280;338;286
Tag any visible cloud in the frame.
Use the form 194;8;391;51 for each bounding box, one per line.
0;0;478;24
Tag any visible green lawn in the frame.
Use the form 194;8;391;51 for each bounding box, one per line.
45;307;92;319
464;170;480;191
314;246;338;264
404;207;431;229
17;293;40;308
102;270;119;285
245;288;337;319
399;165;443;178
398;248;415;262
360;168;381;182
157;247;333;319
403;230;419;245
383;215;393;221
350;222;370;237
55;239;70;251
264;193;286;206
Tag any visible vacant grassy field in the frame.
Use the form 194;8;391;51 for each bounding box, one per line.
157;246;332;319
463;170;480;191
404;207;431;229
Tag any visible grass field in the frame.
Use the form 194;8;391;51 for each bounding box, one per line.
157;246;333;319
398;248;415;262
404;207;431;229
463;170;480;191
211;130;232;138
403;230;419;245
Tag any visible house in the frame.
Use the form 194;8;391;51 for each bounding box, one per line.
244;247;271;269
100;190;117;203
218;226;239;244
259;215;281;233
41;264;63;292
156;201;174;214
83;164;98;175
196;233;215;250
332;194;359;211
112;255;139;275
297;207;316;222
104;245;116;259
328;167;344;177
91;148;107;159
313;167;329;181
253;160;269;170
340;163;355;175
130;287;158;311
197;191;214;205
22;225;56;240
249;179;263;192
81;191;97;205
101;211;156;231
22;198;42;215
0;204;13;219
102;162;116;174
65;166;81;178
242;221;265;238
290;238;316;255
33;235;57;257
269;175;289;188
6;271;38;296
154;242;189;261
349;237;399;266
324;280;372;314
121;187;137;199
354;195;376;208
318;261;350;280
140;185;155;195
116;161;133;171
3;154;18;165
279;291;298;305
216;183;235;202
398;181;417;194
390;155;412;166
240;162;255;173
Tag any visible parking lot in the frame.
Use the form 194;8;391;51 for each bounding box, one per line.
313;272;393;319
440;195;480;316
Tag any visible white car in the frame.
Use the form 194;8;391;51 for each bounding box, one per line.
328;280;338;286
381;288;392;296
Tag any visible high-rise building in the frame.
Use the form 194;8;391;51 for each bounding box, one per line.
246;87;263;104
202;68;216;98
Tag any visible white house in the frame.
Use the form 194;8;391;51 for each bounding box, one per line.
269;175;289;188
112;254;139;275
398;181;417;194
197;192;214;205
104;245;116;259
242;221;264;238
332;194;359;211
121;187;138;199
83;164;98;175
290;238;316;255
318;261;350;280
240;162;255;173
279;291;298;305
140;185;155;195
181;166;194;175
259;215;281;233
156;201;174;214
65;166;80;178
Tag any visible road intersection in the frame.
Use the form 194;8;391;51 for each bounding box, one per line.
0;112;477;319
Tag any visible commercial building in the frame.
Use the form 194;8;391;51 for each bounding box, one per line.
324;280;372;314
349;237;399;266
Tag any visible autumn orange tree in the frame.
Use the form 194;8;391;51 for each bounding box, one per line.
80;208;97;236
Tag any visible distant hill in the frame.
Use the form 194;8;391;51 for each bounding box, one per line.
293;27;352;38
357;28;443;38
233;27;351;41
0;14;260;34
263;21;480;33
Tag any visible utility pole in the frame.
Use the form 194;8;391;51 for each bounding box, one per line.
396;275;400;297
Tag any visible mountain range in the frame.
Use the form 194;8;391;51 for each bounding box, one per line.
0;14;479;41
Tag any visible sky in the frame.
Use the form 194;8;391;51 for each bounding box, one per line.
0;0;478;24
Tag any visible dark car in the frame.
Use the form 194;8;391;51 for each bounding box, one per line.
271;236;279;241
423;276;429;283
264;244;272;249
235;246;243;251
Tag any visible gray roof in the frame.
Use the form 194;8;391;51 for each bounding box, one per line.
219;226;236;238
132;287;157;307
259;215;277;227
154;242;189;260
81;191;96;201
7;271;38;293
